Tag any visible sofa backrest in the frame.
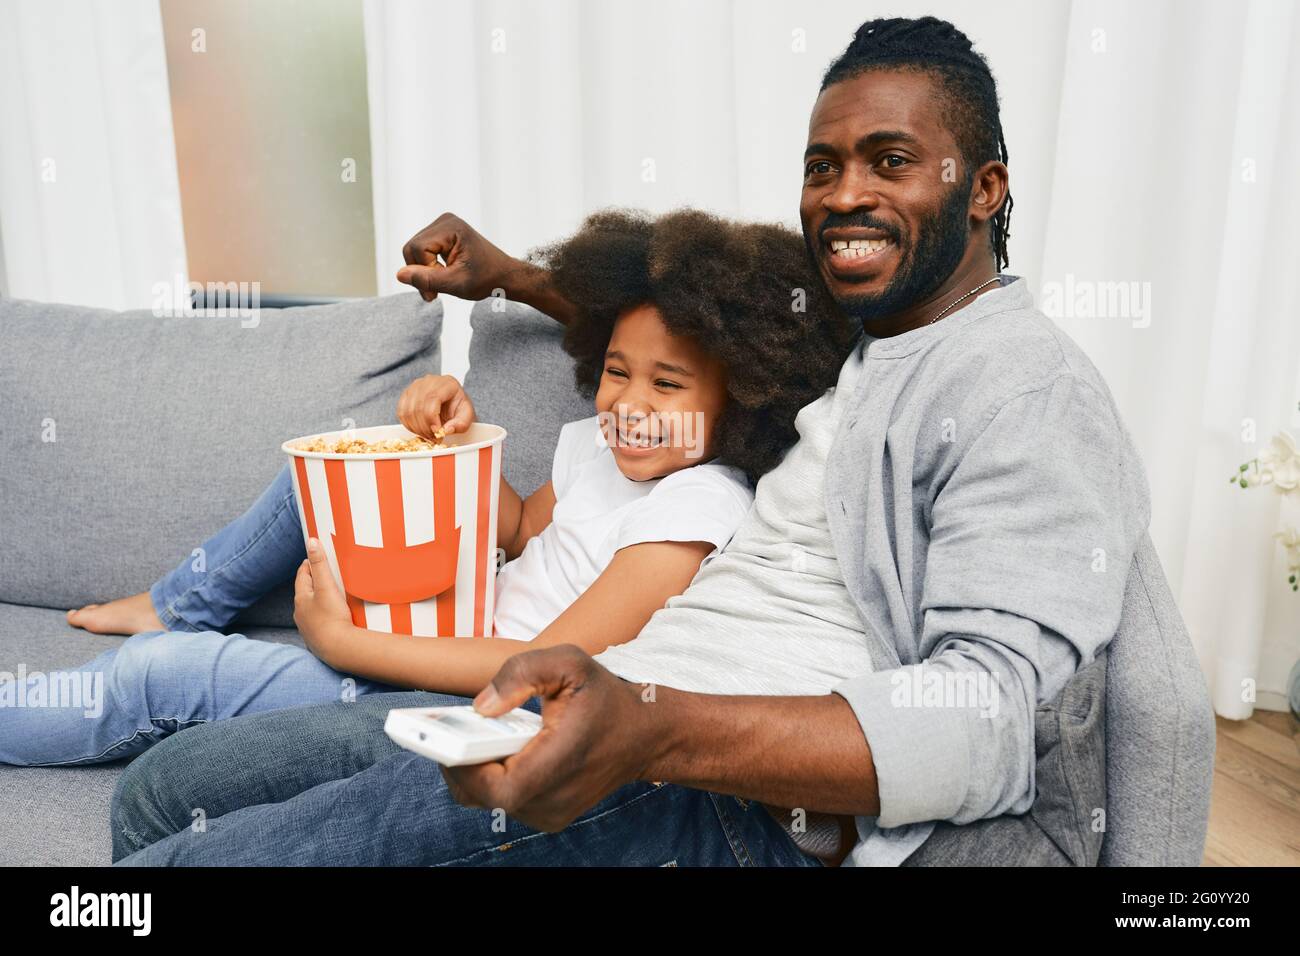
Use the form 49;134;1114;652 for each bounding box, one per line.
1100;533;1215;865
463;298;592;497
0;293;442;630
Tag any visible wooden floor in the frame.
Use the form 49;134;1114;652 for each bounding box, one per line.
1201;708;1300;866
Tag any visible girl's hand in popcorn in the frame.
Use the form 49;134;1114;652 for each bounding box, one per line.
293;537;356;666
397;374;477;441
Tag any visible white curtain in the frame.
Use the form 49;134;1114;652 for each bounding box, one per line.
0;0;1294;714
0;0;187;308
1037;0;1300;717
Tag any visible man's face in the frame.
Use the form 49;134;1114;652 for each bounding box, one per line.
800;69;975;325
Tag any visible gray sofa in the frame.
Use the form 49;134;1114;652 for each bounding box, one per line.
0;292;1215;866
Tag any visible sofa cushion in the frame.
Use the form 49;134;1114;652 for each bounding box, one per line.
0;763;120;867
902;650;1108;866
0;293;441;629
464;298;591;497
1099;533;1215;866
0;600;305;866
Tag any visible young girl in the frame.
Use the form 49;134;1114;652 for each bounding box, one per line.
0;208;852;767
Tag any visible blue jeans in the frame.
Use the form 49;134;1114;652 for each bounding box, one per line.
0;631;396;766
110;693;821;867
0;464;397;767
150;462;304;633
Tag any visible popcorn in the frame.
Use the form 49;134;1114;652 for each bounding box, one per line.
295;435;446;454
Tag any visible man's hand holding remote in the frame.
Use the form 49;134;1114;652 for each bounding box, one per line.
440;646;662;832
442;645;880;832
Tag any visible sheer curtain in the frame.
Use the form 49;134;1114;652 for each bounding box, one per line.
1038;0;1300;716
362;0;1300;713
0;0;1294;714
0;0;187;308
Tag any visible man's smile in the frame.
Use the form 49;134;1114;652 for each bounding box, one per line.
821;228;898;280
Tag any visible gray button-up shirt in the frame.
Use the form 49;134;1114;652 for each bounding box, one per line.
826;275;1150;865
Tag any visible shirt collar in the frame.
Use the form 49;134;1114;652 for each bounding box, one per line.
856;274;1029;359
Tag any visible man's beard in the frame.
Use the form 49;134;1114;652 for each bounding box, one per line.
809;176;974;325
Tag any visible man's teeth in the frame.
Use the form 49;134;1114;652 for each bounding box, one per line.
829;238;891;258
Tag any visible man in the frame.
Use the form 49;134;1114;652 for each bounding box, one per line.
111;16;1148;866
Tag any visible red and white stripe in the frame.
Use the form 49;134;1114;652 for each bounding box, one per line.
287;444;501;637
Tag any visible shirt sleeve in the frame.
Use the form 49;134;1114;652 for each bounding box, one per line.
833;372;1150;829
612;464;754;555
550;416;606;500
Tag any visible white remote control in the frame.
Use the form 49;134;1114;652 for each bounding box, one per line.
384;705;542;766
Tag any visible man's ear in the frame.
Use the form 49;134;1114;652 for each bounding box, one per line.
969;160;1010;226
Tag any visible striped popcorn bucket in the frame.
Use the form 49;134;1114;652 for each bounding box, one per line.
281;423;506;637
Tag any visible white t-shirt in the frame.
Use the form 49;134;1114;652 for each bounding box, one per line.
491;416;754;641
593;335;872;695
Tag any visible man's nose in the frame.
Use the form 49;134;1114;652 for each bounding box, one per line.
824;164;880;215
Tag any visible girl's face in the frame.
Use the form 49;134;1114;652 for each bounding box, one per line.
595;303;728;482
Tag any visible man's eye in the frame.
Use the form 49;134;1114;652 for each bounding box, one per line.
880;155;909;169
804;160;834;177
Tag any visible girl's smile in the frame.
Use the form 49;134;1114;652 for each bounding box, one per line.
594;303;728;482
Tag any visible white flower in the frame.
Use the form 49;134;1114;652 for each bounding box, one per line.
1275;526;1300;572
1267;432;1300;486
1240;430;1300;492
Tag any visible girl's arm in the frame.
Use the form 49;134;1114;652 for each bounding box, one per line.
496;480;557;560
305;538;714;698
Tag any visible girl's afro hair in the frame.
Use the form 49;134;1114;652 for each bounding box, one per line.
530;208;855;485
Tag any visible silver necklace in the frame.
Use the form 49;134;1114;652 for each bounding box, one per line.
927;275;1001;325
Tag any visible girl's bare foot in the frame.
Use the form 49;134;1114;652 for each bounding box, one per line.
66;591;165;636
